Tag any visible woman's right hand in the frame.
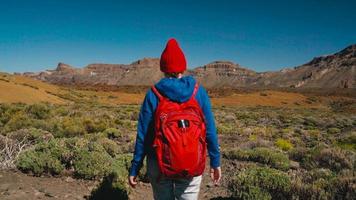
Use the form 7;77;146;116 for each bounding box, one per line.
210;167;222;186
128;176;138;188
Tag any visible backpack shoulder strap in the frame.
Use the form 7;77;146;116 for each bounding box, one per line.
151;86;164;101
191;83;199;98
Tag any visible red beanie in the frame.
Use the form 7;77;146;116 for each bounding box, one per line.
160;38;187;73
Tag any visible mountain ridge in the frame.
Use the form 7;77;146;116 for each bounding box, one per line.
20;44;356;88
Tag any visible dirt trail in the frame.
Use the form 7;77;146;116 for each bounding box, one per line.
0;170;96;200
0;166;230;200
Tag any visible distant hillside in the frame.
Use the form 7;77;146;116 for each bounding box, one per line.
254;44;356;88
0;72;65;104
0;72;144;105
188;61;257;88
21;44;356;89
2;71;355;109
23;58;162;86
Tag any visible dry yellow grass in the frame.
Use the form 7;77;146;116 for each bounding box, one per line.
79;90;144;105
0;73;342;109
0;74;65;104
12;75;60;93
211;90;326;108
0;73;144;105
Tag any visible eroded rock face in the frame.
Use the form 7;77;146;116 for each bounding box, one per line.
188;61;257;88
27;58;163;86
21;45;356;88
254;44;356;88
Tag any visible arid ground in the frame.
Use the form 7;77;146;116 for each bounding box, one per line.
1;73;355;200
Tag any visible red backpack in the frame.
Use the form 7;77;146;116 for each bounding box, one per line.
151;83;207;178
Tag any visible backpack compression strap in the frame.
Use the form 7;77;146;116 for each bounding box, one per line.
192;83;199;98
151;86;164;101
151;83;199;101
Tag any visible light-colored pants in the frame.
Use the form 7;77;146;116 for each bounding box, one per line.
147;157;202;200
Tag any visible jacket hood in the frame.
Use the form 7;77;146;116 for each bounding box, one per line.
154;75;196;103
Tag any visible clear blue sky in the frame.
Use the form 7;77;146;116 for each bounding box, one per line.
0;0;355;73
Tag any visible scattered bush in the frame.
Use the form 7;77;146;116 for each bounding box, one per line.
16;150;64;175
289;147;354;172
56;117;87;137
3;111;33;132
288;168;355;199
224;147;290;170
1;103;354;199
86;154;134;199
331;173;356;200
15;137;121;179
327;127;341;134
229;166;291;200
336;132;356;151
73;149;113;179
275;138;293;151
83;118;110;134
25;104;50;119
0;134;31;169
88;172;129;200
102;128;122;139
116;119;136;131
303;116;322;129
99;138;120;157
314;148;354;172
7;128;53;142
217;123;235;134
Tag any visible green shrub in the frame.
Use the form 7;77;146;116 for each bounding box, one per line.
103;128;122;139
308;129;321;138
99;138;120;157
56;117;87;137
7;128;52;142
336;132;356;151
87;154;133;199
25;104;50;119
116;119;136;131
0;104;21;126
73;147;113;179
83;118;110;134
303;116;321;129
314;148;353;172
224;147;290;170
28;128;52;141
112;154;132;178
249;134;257;141
88;172;129;200
288;147;311;165
290;147;354;172
229;166;291;200
3;111;33;132
275;138;293;151
15;137;116;179
16;150;64;175
335;117;354;129
331;173;356;200
217;123;235;134
327;127;341;134
290;168;339;199
52;106;69;116
35;139;71;162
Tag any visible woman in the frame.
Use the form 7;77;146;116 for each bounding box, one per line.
129;38;221;200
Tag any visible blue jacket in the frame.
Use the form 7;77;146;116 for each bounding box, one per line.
129;75;220;176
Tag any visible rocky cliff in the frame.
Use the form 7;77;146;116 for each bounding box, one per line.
22;45;356;89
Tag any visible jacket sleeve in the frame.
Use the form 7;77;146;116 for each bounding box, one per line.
196;86;221;168
129;89;157;176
